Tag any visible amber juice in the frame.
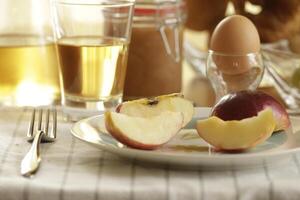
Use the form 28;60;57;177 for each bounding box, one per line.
0;35;60;106
57;37;128;108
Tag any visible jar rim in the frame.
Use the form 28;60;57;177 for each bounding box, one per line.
134;0;186;16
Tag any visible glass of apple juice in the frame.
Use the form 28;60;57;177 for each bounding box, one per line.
0;0;61;106
53;0;135;121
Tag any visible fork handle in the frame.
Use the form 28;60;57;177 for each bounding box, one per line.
21;130;44;177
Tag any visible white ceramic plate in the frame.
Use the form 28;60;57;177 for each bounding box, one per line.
71;107;300;169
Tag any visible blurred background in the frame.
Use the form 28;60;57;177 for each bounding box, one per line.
183;0;300;108
1;0;300;109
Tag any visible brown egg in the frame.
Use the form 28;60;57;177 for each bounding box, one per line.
210;15;260;54
210;15;260;75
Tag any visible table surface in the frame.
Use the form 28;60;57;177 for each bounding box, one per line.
1;107;300;200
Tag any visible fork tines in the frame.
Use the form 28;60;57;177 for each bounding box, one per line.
27;108;57;142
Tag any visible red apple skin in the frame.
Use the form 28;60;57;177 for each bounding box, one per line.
115;104;122;113
211;90;291;131
105;113;167;150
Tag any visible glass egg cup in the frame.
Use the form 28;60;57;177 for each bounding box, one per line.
206;50;264;101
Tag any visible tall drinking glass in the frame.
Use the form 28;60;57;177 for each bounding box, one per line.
0;0;60;106
53;0;135;121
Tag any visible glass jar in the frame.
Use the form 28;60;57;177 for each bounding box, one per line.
123;0;186;100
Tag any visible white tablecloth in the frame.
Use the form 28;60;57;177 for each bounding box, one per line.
1;107;300;200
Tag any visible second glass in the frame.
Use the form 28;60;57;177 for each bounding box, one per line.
53;0;134;120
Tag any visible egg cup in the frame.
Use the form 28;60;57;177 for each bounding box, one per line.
206;50;264;100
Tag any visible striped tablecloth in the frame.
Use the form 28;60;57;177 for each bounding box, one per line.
1;107;300;200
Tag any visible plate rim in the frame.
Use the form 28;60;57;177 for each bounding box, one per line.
70;107;300;161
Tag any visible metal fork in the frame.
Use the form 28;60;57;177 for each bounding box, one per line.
21;108;57;177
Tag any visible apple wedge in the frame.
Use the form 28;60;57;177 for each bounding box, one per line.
117;93;193;127
196;109;276;151
105;111;183;150
211;90;290;132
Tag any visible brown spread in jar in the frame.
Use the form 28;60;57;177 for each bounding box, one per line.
123;0;186;100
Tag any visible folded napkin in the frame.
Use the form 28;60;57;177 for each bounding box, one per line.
0;107;300;200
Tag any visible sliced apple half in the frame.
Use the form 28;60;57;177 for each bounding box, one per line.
196;109;276;151
211;90;290;132
117;93;193;127
105;111;183;150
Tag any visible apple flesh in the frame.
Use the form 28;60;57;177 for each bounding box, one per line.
116;93;194;127
211;90;290;132
196;109;276;151
105;111;183;150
